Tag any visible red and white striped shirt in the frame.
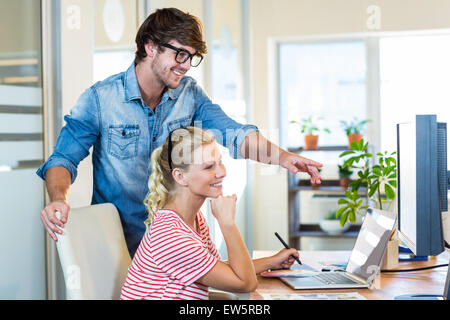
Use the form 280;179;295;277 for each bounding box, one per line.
120;209;220;300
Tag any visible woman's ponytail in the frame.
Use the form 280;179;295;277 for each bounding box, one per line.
143;146;169;228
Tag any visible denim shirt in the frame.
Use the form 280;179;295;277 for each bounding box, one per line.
36;63;258;257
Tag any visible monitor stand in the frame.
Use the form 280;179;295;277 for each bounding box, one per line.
398;246;428;261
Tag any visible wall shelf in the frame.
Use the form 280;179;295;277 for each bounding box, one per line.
287;145;364;248
290;224;360;239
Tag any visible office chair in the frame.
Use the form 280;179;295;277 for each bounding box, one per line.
55;203;131;300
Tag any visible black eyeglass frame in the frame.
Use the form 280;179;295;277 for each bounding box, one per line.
159;43;204;67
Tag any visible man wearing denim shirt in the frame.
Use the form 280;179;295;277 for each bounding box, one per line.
37;8;322;258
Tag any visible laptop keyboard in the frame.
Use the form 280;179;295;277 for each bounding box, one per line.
314;272;358;285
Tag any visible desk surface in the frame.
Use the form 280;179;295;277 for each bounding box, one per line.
251;250;449;300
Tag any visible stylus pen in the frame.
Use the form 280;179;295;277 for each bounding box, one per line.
274;231;302;265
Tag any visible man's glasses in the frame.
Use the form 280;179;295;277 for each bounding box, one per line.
159;43;203;67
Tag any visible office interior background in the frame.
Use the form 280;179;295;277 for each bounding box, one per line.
1;0;450;299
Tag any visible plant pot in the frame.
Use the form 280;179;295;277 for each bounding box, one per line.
348;133;363;149
339;178;351;190
319;218;351;235
304;134;319;150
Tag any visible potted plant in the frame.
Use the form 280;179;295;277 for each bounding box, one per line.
338;164;353;190
319;209;351;235
336;139;399;269
335;139;397;227
340;117;371;149
291;116;331;150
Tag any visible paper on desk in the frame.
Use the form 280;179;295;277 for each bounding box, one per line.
262;292;367;300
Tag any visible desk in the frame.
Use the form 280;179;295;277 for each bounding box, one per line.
250;250;450;300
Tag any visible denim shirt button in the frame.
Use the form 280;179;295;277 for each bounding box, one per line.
152;136;156;142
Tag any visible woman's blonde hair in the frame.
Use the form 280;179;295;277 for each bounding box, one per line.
143;126;216;227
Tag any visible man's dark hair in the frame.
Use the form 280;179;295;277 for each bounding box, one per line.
135;8;207;64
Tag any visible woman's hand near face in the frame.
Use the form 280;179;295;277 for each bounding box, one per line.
200;193;257;293
210;194;237;227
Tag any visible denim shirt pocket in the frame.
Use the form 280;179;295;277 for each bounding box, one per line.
166;116;193;132
108;124;140;159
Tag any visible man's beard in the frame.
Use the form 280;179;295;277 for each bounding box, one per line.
151;58;183;90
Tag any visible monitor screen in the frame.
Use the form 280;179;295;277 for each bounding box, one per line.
397;115;446;256
397;121;417;249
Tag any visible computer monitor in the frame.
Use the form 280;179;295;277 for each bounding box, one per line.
397;114;448;256
396;114;450;300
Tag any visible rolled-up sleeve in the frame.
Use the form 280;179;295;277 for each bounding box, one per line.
36;87;100;184
192;84;258;159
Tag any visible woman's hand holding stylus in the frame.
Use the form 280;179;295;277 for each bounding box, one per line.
269;248;300;269
252;248;300;274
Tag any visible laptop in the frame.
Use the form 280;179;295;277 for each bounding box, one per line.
281;208;396;290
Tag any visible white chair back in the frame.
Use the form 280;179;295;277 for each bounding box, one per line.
55;203;131;299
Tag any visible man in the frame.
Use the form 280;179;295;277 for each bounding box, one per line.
37;8;322;258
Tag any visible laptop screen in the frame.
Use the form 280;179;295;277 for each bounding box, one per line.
346;208;396;282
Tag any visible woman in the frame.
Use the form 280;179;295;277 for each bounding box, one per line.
120;127;299;300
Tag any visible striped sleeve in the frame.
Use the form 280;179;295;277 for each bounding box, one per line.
150;228;218;286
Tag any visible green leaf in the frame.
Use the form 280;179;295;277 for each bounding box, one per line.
388;180;397;188
339;150;355;157
350;140;359;150
374;167;383;176
384;183;396;200
362;168;370;177
368;181;379;197
388;173;397;179
384;166;395;176
345;190;358;201
358;139;364;150
338;198;349;205
349;211;356;224
349;180;360;191
340;210;349;227
363;142;369;151
336;206;347;217
387;155;397;162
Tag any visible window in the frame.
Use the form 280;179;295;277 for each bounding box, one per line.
279;41;367;149
380;34;450;164
93;50;134;83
